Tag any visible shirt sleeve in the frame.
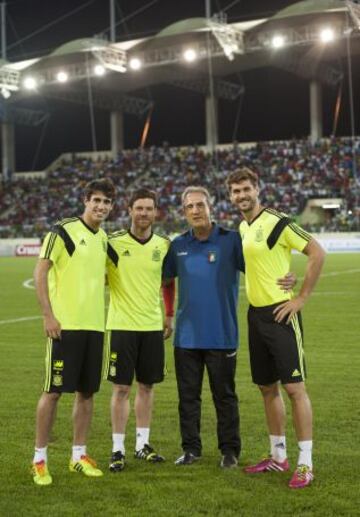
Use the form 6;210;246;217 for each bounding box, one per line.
280;222;312;252
39;231;64;263
162;242;177;279
234;233;245;273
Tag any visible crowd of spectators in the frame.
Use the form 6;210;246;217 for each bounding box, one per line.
0;137;359;238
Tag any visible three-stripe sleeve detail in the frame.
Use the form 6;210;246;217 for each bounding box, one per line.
44;233;57;259
289;223;311;242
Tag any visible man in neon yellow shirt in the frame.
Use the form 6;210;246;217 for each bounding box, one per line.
228;167;325;489
104;188;174;471
32;179;115;486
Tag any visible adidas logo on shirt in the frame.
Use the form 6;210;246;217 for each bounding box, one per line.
122;250;131;257
79;239;86;246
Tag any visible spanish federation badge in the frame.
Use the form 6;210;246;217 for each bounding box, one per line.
208;251;217;263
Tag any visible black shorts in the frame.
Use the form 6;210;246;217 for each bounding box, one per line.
248;304;306;386
43;330;104;394
104;330;164;386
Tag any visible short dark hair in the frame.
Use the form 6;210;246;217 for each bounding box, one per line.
84;178;116;201
128;188;157;208
226;167;259;191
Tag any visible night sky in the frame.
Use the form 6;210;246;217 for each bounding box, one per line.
2;0;360;171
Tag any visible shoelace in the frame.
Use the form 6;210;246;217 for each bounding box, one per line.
296;465;310;479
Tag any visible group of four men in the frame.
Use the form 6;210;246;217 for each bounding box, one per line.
32;167;325;489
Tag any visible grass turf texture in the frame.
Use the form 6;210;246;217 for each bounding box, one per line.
0;254;359;516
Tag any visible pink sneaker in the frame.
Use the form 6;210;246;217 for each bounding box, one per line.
288;465;314;489
244;457;289;474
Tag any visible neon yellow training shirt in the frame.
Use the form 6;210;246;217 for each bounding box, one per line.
106;230;170;331
240;208;311;307
40;217;108;331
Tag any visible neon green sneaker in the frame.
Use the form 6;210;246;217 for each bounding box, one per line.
69;455;103;477
32;460;52;486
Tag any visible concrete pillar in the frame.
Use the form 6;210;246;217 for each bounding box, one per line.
310;80;323;143
110;110;124;158
205;95;218;151
2;121;15;181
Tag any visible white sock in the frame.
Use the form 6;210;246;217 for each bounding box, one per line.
136;427;150;451
112;433;125;454
33;447;47;464
298;440;313;469
72;445;86;462
270;435;287;462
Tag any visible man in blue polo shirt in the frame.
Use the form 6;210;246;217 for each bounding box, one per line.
163;186;244;468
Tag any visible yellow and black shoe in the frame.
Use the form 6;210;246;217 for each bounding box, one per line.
109;451;125;473
134;444;165;463
69;455;103;477
32;460;52;486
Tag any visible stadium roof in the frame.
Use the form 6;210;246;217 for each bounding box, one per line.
1;1;360;104
49;38;109;57
271;0;347;20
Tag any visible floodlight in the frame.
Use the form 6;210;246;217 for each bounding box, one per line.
183;48;197;62
94;64;106;76
320;28;335;43
271;35;285;49
129;58;142;71
1;87;10;99
56;71;68;83
23;76;37;90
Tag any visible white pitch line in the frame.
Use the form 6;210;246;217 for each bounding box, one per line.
0;315;41;325
23;278;35;289
312;291;348;296
298;268;360;281
5;268;357;327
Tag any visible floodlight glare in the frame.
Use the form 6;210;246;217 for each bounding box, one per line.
56;71;68;83
94;64;106;76
320;28;335;43
183;48;197;62
1;87;11;99
129;58;142;71
271;35;285;49
23;76;37;90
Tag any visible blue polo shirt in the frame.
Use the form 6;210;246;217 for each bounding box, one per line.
163;224;245;349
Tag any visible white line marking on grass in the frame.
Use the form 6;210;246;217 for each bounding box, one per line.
312;291;348;296
0;315;41;325
23;278;35;289
298;269;360;281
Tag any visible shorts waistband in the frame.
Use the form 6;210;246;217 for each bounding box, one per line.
248;301;288;312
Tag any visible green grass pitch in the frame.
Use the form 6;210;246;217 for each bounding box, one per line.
0;254;359;516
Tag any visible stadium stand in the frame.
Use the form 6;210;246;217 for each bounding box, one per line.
0;137;359;237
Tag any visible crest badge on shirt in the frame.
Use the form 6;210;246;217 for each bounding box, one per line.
208;251;217;263
152;248;161;261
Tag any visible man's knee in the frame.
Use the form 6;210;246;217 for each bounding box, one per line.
41;391;62;404
137;382;153;396
76;391;94;402
113;384;131;400
258;382;280;398
283;382;307;400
